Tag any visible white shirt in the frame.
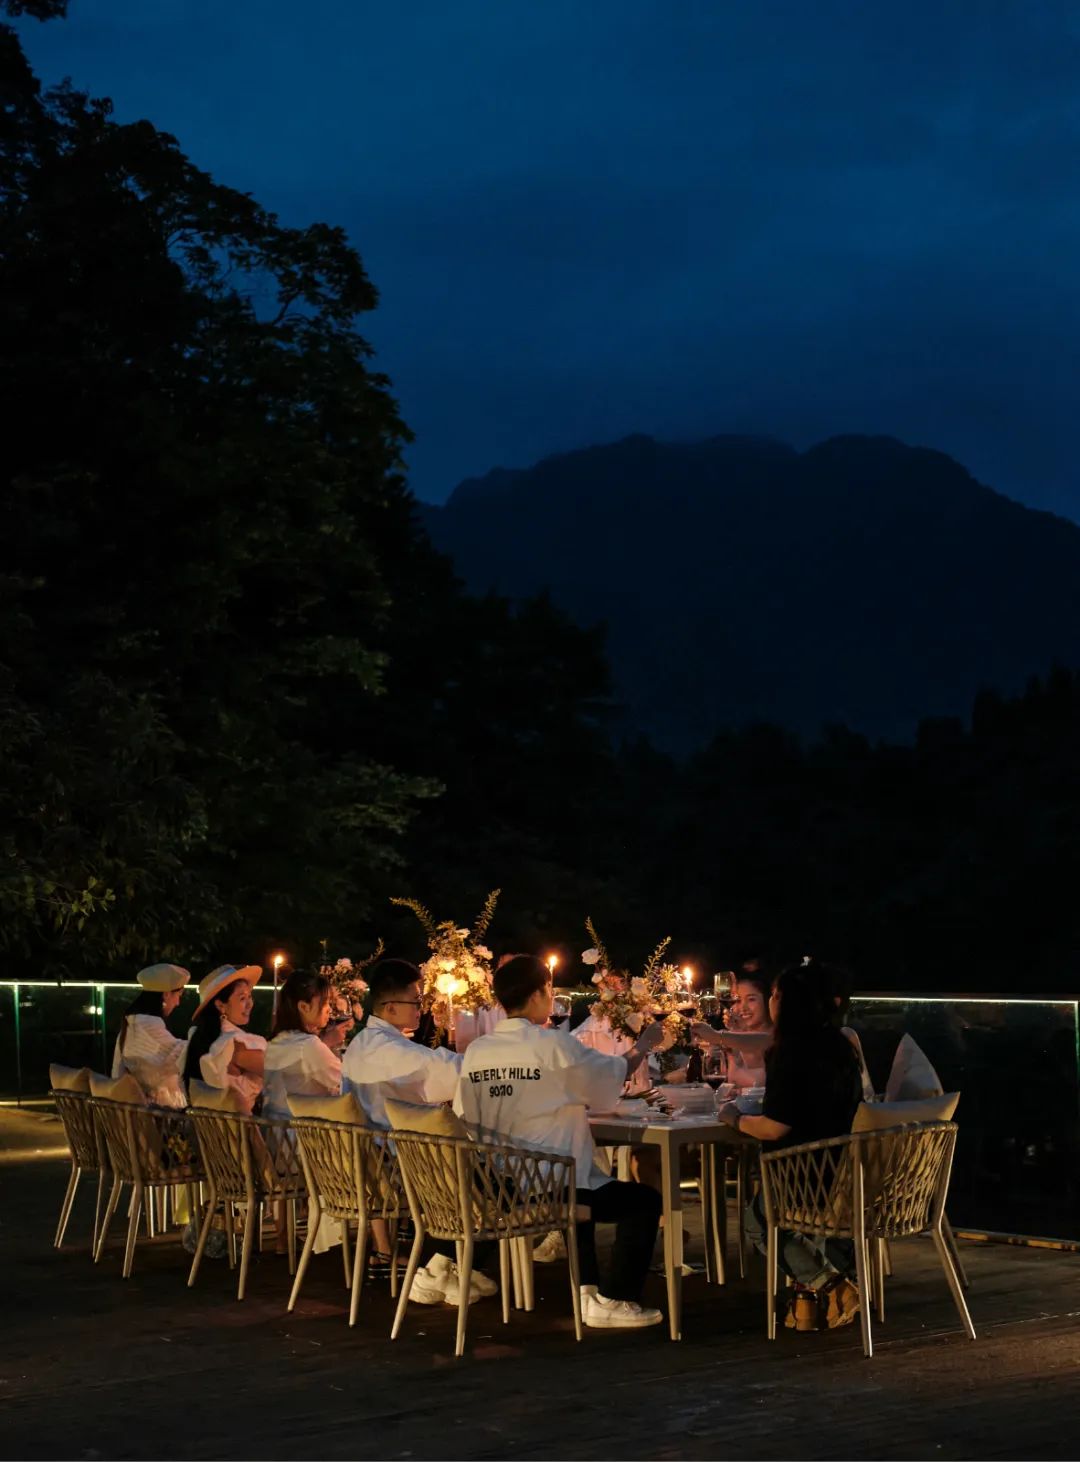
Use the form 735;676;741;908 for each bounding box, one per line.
199;1019;267;1112
262;1030;343;1119
111;1014;188;1108
573;1011;651;1092
454;1017;626;1190
341;1016;461;1130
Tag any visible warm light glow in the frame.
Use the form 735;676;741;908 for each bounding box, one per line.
272;953;285;971
681;965;694;984
546;953;559;975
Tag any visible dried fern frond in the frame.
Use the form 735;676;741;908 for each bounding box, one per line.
472;888;501;943
584;916;611;971
356;937;385;972
390;896;436;940
641;935;672;984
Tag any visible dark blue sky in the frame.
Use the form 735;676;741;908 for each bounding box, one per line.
18;1;1080;514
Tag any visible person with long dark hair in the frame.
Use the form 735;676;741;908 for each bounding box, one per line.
183;965;265;1111
716;959;863;1330
691;968;774;1090
111;963;191;1107
263;970;342;1119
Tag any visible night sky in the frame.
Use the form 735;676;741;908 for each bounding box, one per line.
18;1;1080;516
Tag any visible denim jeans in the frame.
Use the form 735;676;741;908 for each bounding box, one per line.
744;1191;854;1289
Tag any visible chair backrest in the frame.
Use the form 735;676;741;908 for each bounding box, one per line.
186;1108;303;1201
858;1121;958;1238
391;1131;576;1242
289;1116;404;1222
761;1121;958;1240
51;1088;101;1171
87;1098;198;1185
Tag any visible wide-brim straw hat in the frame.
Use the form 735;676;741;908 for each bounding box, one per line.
135;963;191;993
191;964;263;1020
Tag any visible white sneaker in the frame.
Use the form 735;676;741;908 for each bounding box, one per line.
443;1266;497;1305
581;1290;663;1330
533;1231;568;1264
408;1252;453;1305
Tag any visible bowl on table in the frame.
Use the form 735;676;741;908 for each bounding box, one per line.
734;1086;766;1115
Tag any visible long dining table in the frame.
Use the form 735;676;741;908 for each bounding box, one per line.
587;1109;758;1340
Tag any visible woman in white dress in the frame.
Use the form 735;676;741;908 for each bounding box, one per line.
111;962;191;1108
183;964;266;1111
264;970;385;1267
263;970;342;1118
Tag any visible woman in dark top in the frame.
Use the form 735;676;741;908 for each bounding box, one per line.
717;959;863;1329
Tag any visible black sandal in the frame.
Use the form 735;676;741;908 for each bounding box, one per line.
367;1250;394;1280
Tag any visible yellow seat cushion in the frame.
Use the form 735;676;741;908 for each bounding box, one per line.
89;1072;146;1104
287;1091;365;1125
50;1063;92;1093
384;1097;468;1140
187;1078;247;1113
852;1093;959;1131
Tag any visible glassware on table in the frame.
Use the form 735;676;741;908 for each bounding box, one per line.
549;994;571;1028
703;1044;728;1103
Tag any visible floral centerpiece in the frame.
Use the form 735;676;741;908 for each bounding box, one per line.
580;918;673;1040
390;890;499;1042
581;921;704;1074
319;939;383;1024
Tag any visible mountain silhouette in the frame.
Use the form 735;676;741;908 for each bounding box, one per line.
420;434;1080;750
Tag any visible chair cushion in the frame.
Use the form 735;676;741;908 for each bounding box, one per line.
384;1097;468;1140
49;1063;92;1093
852;1092;959;1131
89;1071;146;1104
187;1078;246;1113
287;1091;365;1125
884;1034;944;1101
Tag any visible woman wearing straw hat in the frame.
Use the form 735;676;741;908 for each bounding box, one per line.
183;965;266;1112
111;963;192;1108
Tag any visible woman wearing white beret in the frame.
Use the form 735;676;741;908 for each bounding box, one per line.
111;963;192;1108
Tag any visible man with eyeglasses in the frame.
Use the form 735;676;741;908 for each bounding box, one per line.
341;959;497;1307
341;959;461;1127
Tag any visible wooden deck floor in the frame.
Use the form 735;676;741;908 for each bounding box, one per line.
3;1108;1080;1461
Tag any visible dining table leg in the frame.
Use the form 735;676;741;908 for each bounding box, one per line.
658;1134;683;1341
708;1144;726;1285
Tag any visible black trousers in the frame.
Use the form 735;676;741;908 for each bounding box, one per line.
575;1179;662;1302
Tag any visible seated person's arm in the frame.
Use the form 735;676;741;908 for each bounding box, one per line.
721;1109;791;1143
417;1047;462;1103
228;1043;264;1076
691;1023;772;1054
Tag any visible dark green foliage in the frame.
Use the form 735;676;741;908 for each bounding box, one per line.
0;22;438;972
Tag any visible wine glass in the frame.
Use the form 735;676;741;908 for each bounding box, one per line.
549;994;571;1028
703;1044;728;1102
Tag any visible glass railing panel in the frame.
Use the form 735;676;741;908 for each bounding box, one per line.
850;995;1080;1240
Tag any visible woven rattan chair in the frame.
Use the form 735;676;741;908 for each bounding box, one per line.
88;1098;201;1277
390;1131;583;1358
759;1119;975;1358
50;1065;108;1252
286;1112;406;1325
186;1106;306;1299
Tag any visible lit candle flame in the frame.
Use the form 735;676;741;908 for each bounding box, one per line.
546;953;558;975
